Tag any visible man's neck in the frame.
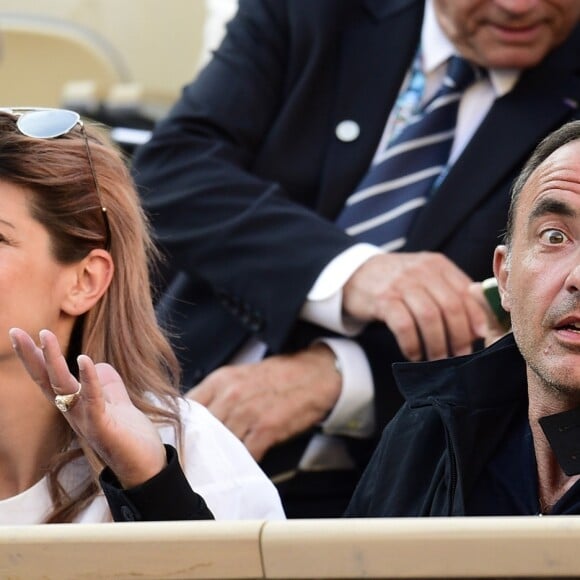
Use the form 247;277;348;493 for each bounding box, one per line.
528;383;580;513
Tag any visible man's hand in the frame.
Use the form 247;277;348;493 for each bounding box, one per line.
468;279;511;347
343;252;488;361
187;343;341;461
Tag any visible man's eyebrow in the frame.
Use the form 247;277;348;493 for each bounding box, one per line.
528;198;576;224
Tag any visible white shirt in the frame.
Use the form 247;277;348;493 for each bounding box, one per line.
0;398;285;524
199;0;239;68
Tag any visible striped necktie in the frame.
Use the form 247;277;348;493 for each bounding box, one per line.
336;56;481;252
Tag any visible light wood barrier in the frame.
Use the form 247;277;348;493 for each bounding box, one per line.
1;517;580;579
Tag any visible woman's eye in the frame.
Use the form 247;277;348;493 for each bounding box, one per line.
540;229;568;245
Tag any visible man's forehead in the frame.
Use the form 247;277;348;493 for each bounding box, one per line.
522;141;580;206
509;141;580;235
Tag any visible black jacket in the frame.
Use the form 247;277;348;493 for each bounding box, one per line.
345;334;529;517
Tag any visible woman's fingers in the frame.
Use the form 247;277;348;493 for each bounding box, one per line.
9;328;166;488
9;327;53;398
9;328;102;416
38;329;83;397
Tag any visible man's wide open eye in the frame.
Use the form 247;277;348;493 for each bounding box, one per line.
540;228;568;245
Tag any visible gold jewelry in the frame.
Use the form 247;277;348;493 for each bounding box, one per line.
54;382;82;413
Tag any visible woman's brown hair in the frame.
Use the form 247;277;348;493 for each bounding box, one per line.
0;111;182;522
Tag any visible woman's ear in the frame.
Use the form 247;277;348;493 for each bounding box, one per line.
493;245;511;313
60;249;114;316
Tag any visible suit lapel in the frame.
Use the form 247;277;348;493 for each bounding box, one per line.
317;0;424;217
405;67;580;251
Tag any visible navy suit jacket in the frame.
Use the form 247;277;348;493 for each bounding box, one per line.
133;0;580;473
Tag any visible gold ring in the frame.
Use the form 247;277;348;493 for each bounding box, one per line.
54;382;82;413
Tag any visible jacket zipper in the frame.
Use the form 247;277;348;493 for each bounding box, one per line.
432;398;459;516
444;427;458;516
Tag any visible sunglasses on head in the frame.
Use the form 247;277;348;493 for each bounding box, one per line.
1;107;112;250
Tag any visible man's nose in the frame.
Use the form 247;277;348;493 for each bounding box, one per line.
565;258;580;292
494;0;538;16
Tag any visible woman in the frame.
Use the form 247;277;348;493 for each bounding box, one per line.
0;108;284;523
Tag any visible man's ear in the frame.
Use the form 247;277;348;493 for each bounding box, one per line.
60;249;114;316
493;245;511;313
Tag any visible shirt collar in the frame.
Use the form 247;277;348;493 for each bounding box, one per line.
421;0;520;97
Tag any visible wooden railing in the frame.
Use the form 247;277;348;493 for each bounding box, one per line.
1;516;580;579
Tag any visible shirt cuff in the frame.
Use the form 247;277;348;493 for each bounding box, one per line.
99;444;214;521
300;244;382;335
316;337;375;438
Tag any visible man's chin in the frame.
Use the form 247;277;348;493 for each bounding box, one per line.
535;368;580;405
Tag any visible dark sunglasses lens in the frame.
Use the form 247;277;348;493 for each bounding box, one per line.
17;110;80;139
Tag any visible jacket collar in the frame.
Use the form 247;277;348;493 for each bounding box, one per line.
394;334;529;510
392;333;528;408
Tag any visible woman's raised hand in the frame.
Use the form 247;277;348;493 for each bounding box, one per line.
9;327;167;488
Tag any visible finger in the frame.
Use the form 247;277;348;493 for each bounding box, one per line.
411;256;486;356
242;413;287;462
193;366;268;434
423;281;476;357
9;327;53;398
401;287;449;360
187;384;211;406
188;365;255;413
77;354;107;414
92;362;134;405
381;298;423;361
463;289;490;338
187;372;223;406
218;398;258;441
440;265;488;338
414;256;479;354
468;282;508;346
38;329;82;396
243;404;322;462
204;382;249;425
242;430;270;462
468;284;493;330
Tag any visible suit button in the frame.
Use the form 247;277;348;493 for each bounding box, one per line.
335;120;360;142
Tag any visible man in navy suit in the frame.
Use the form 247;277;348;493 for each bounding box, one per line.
132;0;580;517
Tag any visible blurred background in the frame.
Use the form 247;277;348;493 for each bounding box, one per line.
0;0;237;149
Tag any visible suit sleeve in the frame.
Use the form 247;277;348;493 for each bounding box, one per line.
131;0;354;349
